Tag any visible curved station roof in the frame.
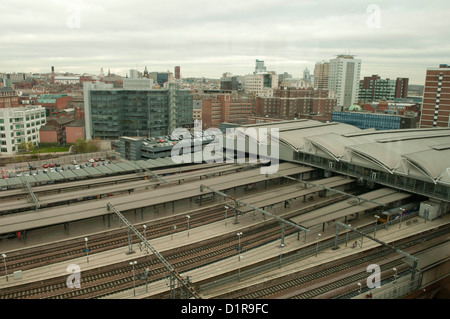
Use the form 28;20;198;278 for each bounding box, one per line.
239;119;450;190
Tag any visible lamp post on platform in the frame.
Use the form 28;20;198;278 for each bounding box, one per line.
84;237;89;263
186;215;191;238
237;232;243;281
130;261;137;296
2;254;7;282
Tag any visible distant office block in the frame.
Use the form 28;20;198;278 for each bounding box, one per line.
328;55;361;108
359;75;409;102
332;111;416;131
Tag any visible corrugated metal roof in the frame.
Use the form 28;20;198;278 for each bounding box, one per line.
72;169;90;178
60;171;77;179
84;167;103;176
94;165;113;174
34;174;50;182
47;172;65;181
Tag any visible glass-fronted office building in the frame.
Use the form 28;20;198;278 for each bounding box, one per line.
84;82;193;140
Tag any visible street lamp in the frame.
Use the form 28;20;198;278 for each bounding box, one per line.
237;232;243;281
2;253;7;282
186;215;191;238
399;208;405;229
172;225;177;241
357;282;362;294
345;224;351;247
315;233;321;257
393;267;398;282
224;205;229;226
84;237;89;263
374;215;380;237
143;224;147;240
130;260;137;296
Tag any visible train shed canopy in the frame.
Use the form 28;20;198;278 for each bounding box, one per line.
234;120;450;201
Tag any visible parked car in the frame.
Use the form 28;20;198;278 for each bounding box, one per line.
42;164;49;168
89;159;95;163
72;160;78;165
49;163;55;168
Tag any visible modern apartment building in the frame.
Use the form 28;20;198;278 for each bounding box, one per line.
0;106;46;155
358;75;409;102
328;55;361;109
84;82;193;140
419;64;450;128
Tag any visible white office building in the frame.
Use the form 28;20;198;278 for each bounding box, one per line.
0;106;46;155
244;73;278;97
328;55;361;109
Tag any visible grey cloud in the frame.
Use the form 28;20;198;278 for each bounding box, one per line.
0;0;449;84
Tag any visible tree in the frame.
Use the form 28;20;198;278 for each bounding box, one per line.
74;138;98;153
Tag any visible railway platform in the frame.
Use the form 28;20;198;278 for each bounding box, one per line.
1;188;447;299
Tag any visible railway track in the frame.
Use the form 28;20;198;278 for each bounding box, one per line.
0;217;298;299
1;179;350;276
211;224;450;299
0;203;230;274
0;188;351;299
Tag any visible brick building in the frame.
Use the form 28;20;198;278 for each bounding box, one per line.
255;87;337;119
36;94;74;119
0;88;19;108
65;119;85;144
358;75;409;102
39;117;75;144
201;93;256;129
419;64;450;128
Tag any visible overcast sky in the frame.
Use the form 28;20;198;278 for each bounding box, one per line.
1;0;449;84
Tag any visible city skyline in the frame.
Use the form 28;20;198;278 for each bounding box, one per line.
1;0;449;84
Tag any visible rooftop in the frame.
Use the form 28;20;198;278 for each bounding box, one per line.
238;119;450;187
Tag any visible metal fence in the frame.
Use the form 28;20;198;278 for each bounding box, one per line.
372;275;422;299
